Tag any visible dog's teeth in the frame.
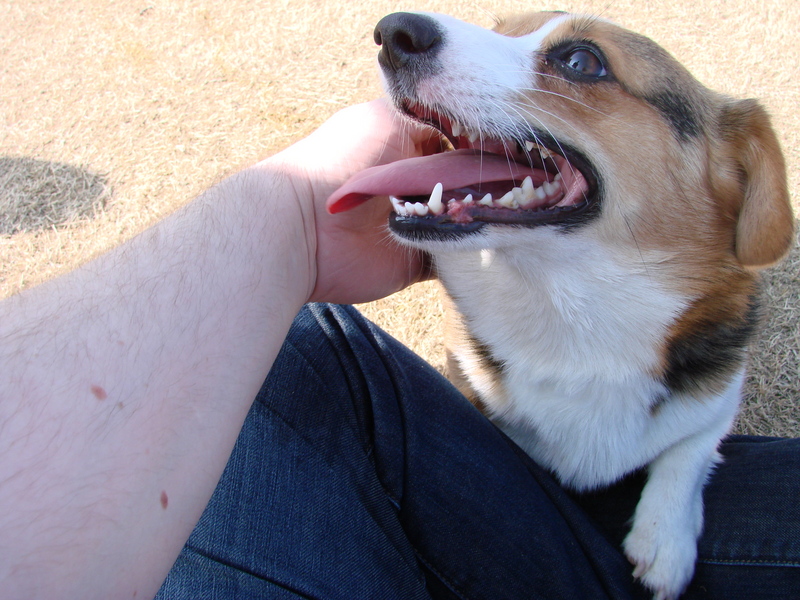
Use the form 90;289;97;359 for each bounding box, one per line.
428;182;444;215
463;194;474;204
498;191;517;208
554;173;562;182
521;176;535;201
468;130;480;144
412;202;429;216
451;122;462;137
539;147;555;160
535;186;547;201
543;181;560;196
390;196;407;216
478;193;493;206
525;141;535;152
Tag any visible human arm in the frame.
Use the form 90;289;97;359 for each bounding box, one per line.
0;99;435;599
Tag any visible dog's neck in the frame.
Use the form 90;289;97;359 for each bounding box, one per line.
433;231;748;490
435;228;686;386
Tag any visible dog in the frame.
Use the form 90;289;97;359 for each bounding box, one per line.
328;11;794;599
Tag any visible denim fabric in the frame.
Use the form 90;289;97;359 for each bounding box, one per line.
157;304;800;599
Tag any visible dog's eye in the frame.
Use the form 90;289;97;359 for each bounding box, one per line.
564;48;607;78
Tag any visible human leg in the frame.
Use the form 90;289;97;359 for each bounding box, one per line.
575;436;800;599
157;304;640;599
692;436;800;598
156;304;431;600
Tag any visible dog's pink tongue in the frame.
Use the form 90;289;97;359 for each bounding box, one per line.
327;149;538;213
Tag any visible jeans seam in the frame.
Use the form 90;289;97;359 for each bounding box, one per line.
309;304;377;457
411;544;553;600
182;543;318;599
275;334;372;463
412;547;471;600
334;304;412;511
283;316;399;508
698;558;800;568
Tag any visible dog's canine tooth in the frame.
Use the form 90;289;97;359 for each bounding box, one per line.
428;182;445;215
451;122;463;137
479;193;493;206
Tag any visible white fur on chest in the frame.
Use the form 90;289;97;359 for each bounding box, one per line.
434;228;739;489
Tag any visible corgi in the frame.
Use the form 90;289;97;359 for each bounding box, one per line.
328;11;794;600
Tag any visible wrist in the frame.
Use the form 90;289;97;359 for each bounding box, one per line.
208;161;318;308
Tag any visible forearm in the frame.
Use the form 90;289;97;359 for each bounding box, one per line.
0;163;312;599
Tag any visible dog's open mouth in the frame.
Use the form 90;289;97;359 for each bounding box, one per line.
327;101;598;236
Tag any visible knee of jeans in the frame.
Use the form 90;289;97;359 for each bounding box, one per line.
259;302;399;448
283;303;370;366
261;304;364;404
282;304;411;502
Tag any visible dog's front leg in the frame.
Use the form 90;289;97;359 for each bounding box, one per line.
623;431;724;600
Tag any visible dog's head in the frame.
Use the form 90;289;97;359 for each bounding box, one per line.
329;11;794;275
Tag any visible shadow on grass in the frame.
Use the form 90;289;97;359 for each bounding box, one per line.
740;221;800;437
0;156;111;235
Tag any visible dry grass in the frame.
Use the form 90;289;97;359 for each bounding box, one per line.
739;232;800;436
0;157;110;234
1;0;797;436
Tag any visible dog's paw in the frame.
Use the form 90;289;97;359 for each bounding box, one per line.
623;519;697;600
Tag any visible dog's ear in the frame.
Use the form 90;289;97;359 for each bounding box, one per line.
710;99;794;268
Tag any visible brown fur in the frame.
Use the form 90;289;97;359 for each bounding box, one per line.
489;15;794;395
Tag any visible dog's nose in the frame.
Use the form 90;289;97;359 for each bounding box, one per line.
374;12;442;72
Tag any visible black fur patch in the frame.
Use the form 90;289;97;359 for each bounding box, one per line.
468;333;506;380
663;295;761;396
645;90;702;141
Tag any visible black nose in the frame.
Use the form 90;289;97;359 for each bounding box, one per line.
374;12;443;72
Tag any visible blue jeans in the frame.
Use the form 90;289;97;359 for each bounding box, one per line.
157;304;800;599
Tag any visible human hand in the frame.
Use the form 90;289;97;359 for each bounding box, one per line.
265;99;441;304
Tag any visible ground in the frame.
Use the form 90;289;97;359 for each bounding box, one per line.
1;0;797;435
